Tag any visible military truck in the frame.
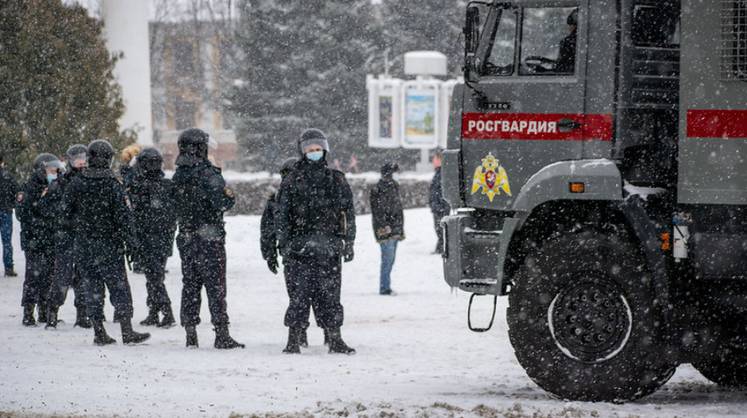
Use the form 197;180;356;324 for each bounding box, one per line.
441;0;747;402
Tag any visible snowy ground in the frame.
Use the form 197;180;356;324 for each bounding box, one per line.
1;208;745;417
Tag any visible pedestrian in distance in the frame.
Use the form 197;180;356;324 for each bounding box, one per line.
16;153;64;326
63;139;150;346
429;152;451;254
127;148;177;328
172;128;244;349
276;128;356;355
370;162;405;296
0;154;19;277
45;144;91;329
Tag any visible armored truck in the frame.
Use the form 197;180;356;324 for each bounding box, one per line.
441;0;747;402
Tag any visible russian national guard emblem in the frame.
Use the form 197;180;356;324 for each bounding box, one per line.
471;153;511;202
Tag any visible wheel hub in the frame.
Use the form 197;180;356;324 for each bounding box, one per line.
548;279;632;363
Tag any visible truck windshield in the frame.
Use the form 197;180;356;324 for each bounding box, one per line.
484;8;517;76
520;7;578;75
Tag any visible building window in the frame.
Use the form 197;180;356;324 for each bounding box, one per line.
721;0;747;81
173;41;195;78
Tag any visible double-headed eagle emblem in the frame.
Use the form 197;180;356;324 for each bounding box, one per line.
471;153;511;202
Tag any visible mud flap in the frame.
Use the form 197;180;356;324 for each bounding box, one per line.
468;293;498;333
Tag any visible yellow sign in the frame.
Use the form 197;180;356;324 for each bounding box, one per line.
471;153;511;202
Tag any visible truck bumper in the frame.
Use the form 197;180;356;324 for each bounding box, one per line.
441;212;520;296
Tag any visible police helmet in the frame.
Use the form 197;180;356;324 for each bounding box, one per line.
297;128;330;156
65;144;88;168
567;8;578;26
380;162;399;177
88;139;115;169
136;147;163;173
33;153;64;174
177;128;210;163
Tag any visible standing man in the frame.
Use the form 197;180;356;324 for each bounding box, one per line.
17;153;63;325
429;152;450;254
128;148;177;328
45;145;91;329
0;154;19;277
276;128;356;355
173;128;244;349
370;162;404;295
64;140;150;345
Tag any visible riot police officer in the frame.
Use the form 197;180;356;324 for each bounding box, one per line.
64;140;150;345
128;148;177;328
45;144;91;329
276;128;356;354
17;153;64;326
172;128;243;349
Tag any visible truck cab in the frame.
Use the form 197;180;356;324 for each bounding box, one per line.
442;0;747;402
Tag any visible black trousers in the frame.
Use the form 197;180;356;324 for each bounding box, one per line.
48;239;86;311
177;232;229;327
141;255;172;311
76;240;134;322
21;249;54;307
284;256;344;330
433;212;448;251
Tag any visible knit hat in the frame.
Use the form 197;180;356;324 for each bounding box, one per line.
297;128;330;155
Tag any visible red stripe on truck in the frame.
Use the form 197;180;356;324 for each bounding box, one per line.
687;109;747;139
461;113;613;141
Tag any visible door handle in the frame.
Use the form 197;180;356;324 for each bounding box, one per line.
557;118;583;132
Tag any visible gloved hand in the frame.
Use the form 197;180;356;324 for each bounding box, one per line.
267;256;279;275
343;242;354;263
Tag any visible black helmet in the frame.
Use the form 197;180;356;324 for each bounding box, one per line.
177;128;209;165
136;147;163;173
297;128;330;156
279;157;297;177
88;139;115;169
567;8;578;26
381;162;399;177
33;153;63;172
65;144;88;169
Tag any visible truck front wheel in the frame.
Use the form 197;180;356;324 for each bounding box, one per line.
507;229;676;402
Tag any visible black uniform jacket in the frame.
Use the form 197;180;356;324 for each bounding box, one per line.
275;159;356;259
16;173;56;253
127;169;177;261
260;192;278;261
429;167;450;216
369;177;404;242
172;159;235;236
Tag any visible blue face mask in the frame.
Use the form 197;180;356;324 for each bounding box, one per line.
46;173;57;184
306;151;324;162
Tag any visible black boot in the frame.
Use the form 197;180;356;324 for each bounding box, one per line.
92;321;116;346
45;307;58;329
120;319;151;345
327;328;356;355
323;328;330;346
185;325;198;348
37;303;47;323
298;327;309;348
157;306;176;328
74;308;91;329
283;327;303;354
5;269;17;277
139;307;159;326
214;325;245;349
22;304;36;327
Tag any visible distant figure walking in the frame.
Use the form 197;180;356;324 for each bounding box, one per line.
370;162;404;295
0;154;19;277
429;153;450;254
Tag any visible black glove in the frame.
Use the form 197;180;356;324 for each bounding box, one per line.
267;256;278;275
343;242;354;263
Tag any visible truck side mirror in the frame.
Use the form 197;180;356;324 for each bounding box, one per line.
464;6;481;77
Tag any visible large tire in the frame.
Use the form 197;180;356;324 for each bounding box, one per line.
507;229;676;402
694;346;747;387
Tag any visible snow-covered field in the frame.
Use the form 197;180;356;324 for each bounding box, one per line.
0;208;744;417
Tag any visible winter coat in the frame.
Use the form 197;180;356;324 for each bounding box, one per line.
43;168;83;244
369;177;404;242
0;167;19;212
15;173;57;253
260;193;278;261
172;159;234;237
276;159;356;260
63;167;136;252
429;167;450;216
126;169;177;261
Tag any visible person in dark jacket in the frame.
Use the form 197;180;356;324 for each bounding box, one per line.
370;162;405;295
16;153;64;326
429;154;451;254
128;147;177;328
64;139;150;346
276;128;356;355
555;8;578;74
45;144;91;329
173;128;244;349
0;154;19;277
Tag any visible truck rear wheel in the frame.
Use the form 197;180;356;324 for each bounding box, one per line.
693;347;747;387
507;229;676;402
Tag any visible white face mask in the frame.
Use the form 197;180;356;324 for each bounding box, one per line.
306;151;324;162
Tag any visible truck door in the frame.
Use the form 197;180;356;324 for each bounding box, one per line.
462;1;607;211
